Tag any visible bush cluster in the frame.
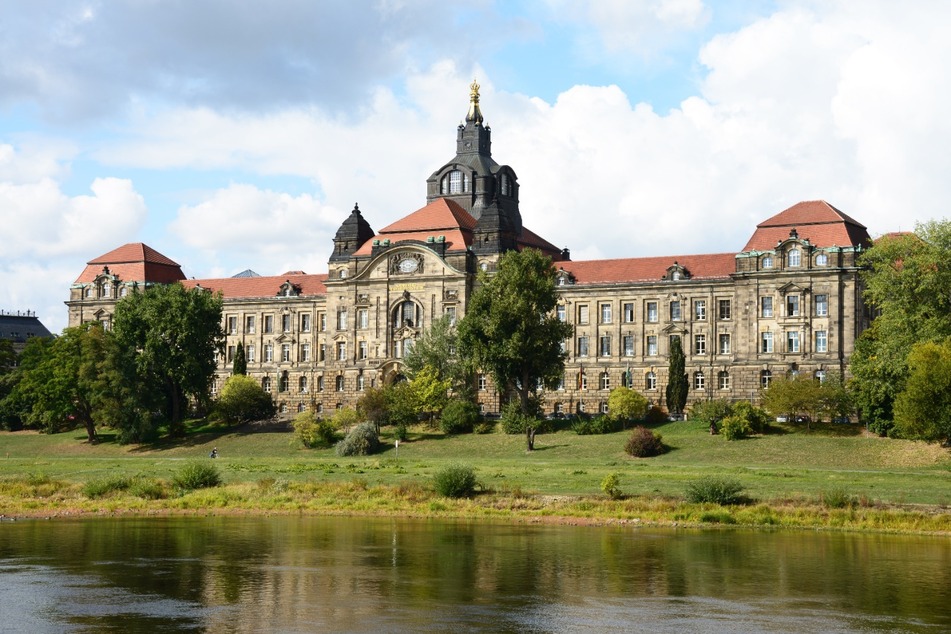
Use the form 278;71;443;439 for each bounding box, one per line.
172;462;222;491
600;472;623;499
214;375;276;424
433;463;478;498
572;415;619;435
335;422;381;457
440;400;480;435
685;477;745;505
721;415;752;441
624;425;666;457
293;411;338;448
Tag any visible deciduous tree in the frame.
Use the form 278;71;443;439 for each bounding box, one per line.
894;340;951;444
458;248;572;450
606;387;648;426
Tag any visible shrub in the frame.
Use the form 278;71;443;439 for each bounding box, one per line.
820;487;857;509
215;375;276;424
600;472;623;499
572;415;619;435
685;477;745;505
173;462;222;491
731;400;770;434
394;422;409;442
643;405;668;424
433;463;478;498
624;425;666;457
293;411;337;448
474;419;496;434
83;475;132;498
440;400;480;435
128;478;166;499
721;415;752;441
500;401;533;434
335;422;381;457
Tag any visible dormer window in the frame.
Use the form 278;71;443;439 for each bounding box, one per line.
762;255;773;269
815;253;828;266
787;248;801;267
441;170;468;194
339;268;348;279
665;263;689;280
500;173;511;197
279;281;299;297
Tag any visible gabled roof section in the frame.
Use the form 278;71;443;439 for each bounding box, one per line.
354;199;476;256
182;273;328;299
558;253;736;285
74;243;186;285
743;201;871;251
518;226;565;261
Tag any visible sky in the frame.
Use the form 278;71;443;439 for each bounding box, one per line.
2;0;949;333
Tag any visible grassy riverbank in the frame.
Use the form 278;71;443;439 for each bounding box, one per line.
1;419;949;533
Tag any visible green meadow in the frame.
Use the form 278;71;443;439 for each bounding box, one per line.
2;420;949;533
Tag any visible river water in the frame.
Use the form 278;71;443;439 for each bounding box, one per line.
1;516;948;633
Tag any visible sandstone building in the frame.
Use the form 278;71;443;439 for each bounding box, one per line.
68;83;872;417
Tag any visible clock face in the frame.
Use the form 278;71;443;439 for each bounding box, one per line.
399;258;418;273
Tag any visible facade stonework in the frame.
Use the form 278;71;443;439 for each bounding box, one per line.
67;85;871;416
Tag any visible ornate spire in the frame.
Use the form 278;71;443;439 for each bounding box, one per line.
466;78;483;124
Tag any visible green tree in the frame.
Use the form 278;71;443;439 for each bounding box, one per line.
851;223;951;434
690;399;734;433
458;248;573;451
356;386;389;432
112;283;224;438
411;364;452;426
215;374;275;424
894;340;951;443
0;339;20;429
232;342;247;375
665;336;688;418
606;387;648;426
4;325;118;442
403;316;470;393
761;374;823;428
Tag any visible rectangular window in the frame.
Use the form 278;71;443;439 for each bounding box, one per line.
761;297;773;318
694;300;706;321
319;343;326;362
228;316;237;335
577;336;589;357
718;299;732;320
337;309;348;330
444;306;456;326
301;343;311;362
247;344;255;363
786;295;800;317
580;373;588;391
670;300;681;321
355;308;367;329
281;343;291;362
282;314;291;333
694;372;705;390
719;334;731;355
319;313;327;331
245;316;255;334
578;305;589;325
557;305;566;322
264;343;273;362
694;334;706;355
478;374;487;391
762;331;774;353
301;314;311;332
646;372;657;391
719;372;730;390
647;335;658;356
227;345;235;362
623;302;634;323
816;330;828;353
623;335;634;356
599;335;611;357
600;303;612;324
815;294;828;317
337;342;347;361
264;315;273;333
359;340;368;360
647;301;658;323
787;331;800;353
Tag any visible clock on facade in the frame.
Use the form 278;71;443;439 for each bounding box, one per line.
398;257;419;273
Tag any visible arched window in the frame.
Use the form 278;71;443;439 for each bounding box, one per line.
600;402;609;414
761;369;772;388
718;371;730;390
645;371;657;391
317;376;324;391
262;377;271;393
279;371;289;393
787;248;801;267
694;371;705;390
299;376;308;393
815;253;828;266
762;255;773;269
316;403;323;414
335;375;345;392
600;371;611;390
119;286;128;297
500;173;511;196
298;403;306;413
815;369;826;384
101;282;110;297
449;170;463;193
394;300;418;328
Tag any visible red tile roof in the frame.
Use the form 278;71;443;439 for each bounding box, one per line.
355;198;476;255
74;243;186;284
518;226;565;259
559;253;736;285
743;200;871;251
182;273;328;299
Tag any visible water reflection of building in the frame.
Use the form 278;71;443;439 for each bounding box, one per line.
67;83;872;416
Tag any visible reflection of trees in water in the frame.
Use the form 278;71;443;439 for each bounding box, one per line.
5;518;951;631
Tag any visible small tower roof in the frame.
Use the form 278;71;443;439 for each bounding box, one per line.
466;79;484;125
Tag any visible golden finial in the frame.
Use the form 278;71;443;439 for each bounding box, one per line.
466;77;484;124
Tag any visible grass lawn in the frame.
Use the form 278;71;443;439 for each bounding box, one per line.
2;419;949;507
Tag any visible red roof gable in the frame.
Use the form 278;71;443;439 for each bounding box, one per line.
559;253;736;285
743;201;871;251
355;199;476;256
74;243;186;284
182;273;328;299
518;226;565;260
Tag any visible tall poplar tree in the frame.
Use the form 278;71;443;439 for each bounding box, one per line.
665;336;688;418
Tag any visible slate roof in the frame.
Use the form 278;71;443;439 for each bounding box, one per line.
182;273;328;299
558;253;737;285
743;200;871;251
74;243;186;285
0;313;53;343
